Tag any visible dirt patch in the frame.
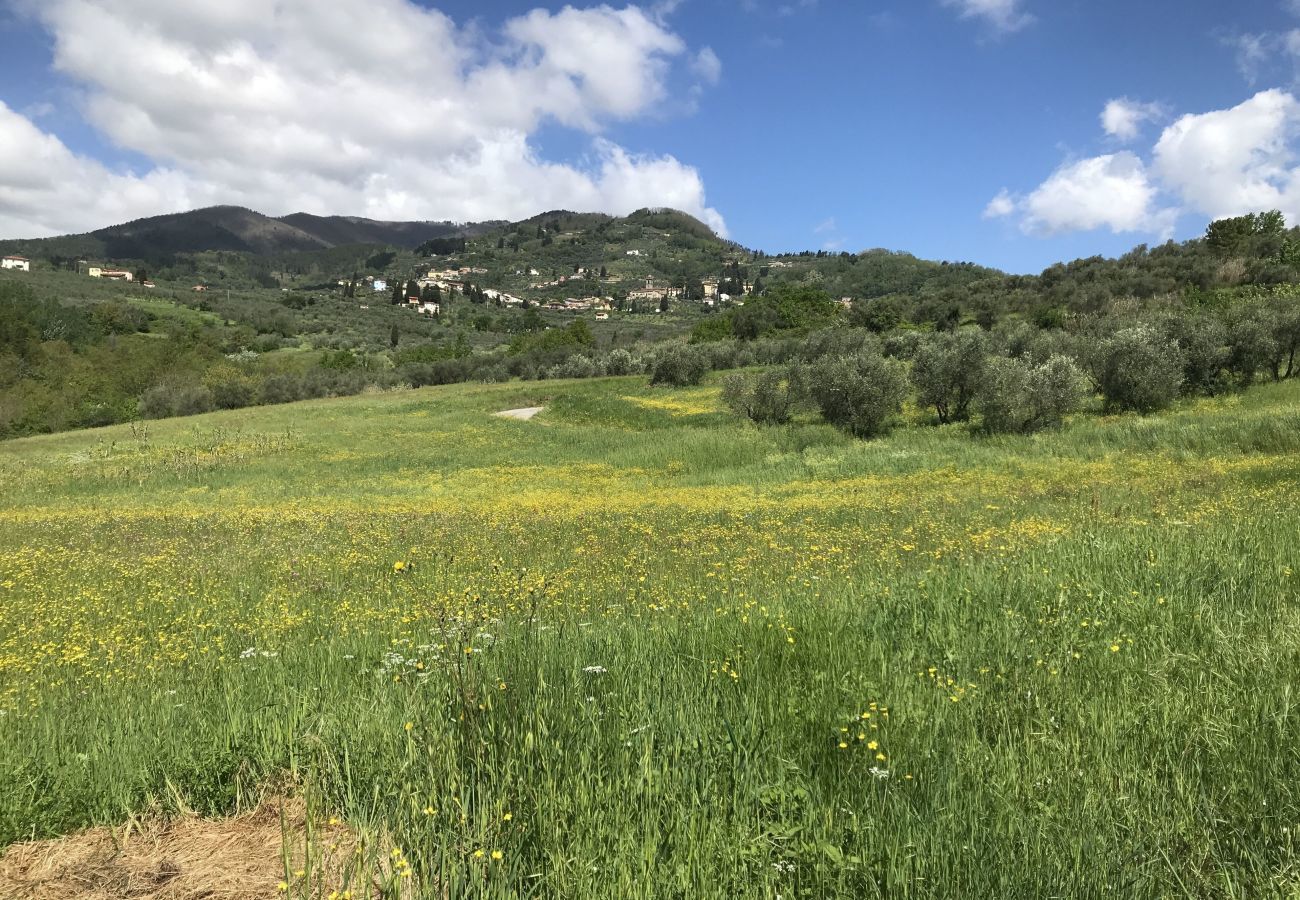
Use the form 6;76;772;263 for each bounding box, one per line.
494;406;544;421
0;798;382;899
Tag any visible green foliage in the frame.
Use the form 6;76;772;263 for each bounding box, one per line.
1096;326;1185;414
910;330;988;424
977;354;1089;434
650;346;710;387
1204;210;1286;257
689;315;733;343
721;369;799;425
808;349;908;438
731;284;841;340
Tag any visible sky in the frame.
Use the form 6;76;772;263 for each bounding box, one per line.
3;0;1300;272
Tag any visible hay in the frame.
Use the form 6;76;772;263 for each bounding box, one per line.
0;798;370;899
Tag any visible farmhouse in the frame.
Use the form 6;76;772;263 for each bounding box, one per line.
1;255;30;272
99;270;134;282
373;279;388;292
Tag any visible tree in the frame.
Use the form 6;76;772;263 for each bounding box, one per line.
721;369;798;425
977;355;1088;434
1096;325;1184;413
391;281;403;305
848;297;902;333
650;346;709;386
808;350;908;439
389;324;401;350
910;330;988;424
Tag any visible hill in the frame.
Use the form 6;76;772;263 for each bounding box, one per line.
0;206;488;264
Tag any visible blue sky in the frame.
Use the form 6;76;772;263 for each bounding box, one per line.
2;0;1300;272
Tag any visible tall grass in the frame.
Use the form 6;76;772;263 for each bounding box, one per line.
1;375;1298;897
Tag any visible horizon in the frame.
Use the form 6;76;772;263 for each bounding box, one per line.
3;1;1300;274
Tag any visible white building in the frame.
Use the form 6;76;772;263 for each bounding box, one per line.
373;279;388;292
1;255;30;272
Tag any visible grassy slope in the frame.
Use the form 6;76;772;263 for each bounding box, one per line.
1;377;1298;898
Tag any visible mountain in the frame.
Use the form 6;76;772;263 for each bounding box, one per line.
0;206;493;263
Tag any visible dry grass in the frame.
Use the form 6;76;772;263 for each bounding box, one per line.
0;798;366;900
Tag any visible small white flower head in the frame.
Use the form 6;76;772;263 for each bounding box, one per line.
582;665;608;675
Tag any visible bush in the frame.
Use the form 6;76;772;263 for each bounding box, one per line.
1226;308;1281;385
558;354;600;379
650;346;710;387
202;364;258;410
978;354;1088;434
258;374;304;406
721;369;797;425
1159;314;1227;396
138;382;214;420
808;351;908;439
910;330;987;424
1097;326;1184;413
604;348;638;376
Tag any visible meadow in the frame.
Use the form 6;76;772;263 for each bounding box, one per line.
1;374;1298;898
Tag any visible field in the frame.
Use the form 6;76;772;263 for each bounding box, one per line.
1;375;1299;898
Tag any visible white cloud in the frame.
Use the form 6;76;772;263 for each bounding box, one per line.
2;0;726;237
983;190;1015;219
1230;33;1272;84
0;100;204;237
1152;88;1300;224
942;0;1033;34
1101;98;1164;142
989;153;1176;237
988;88;1300;239
692;47;722;84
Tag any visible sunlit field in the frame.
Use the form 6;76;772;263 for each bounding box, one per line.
2;375;1299;897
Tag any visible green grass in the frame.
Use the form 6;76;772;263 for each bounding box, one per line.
1;375;1298;897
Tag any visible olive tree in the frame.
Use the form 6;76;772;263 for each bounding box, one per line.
808;351;908;439
1096;326;1184;414
910;330;987;424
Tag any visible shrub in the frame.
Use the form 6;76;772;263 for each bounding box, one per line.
650;346;710;387
910;330;987;424
558;354;600;379
1226;308;1281;385
721;369;796;425
203;364;258;410
1159;314;1227;396
604;348;636;376
808;351;908;439
138;382;214;420
1097;326;1184;413
258;374;304;406
978;354;1088;434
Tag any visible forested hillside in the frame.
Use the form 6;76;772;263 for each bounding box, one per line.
2;207;1299;438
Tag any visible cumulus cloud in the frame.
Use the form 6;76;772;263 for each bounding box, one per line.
988;89;1300;239
2;0;726;237
1101;98;1164;142
1152;89;1300;224
1007;154;1176;237
942;0;1033;34
982;190;1015;219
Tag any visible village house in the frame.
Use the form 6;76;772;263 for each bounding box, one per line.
625;249;643;257
702;278;720;299
142;281;156;289
99;269;134;282
87;267;103;278
1;255;30;272
372;279;388;292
